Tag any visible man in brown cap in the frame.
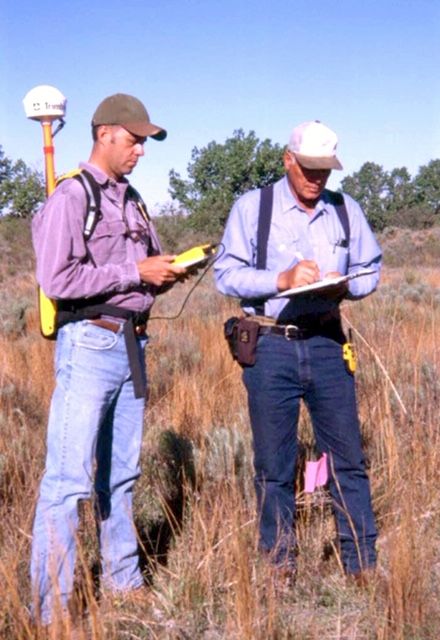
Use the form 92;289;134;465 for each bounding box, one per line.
31;94;185;626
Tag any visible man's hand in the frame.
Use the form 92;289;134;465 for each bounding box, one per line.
137;255;187;287
277;259;320;291
320;271;348;300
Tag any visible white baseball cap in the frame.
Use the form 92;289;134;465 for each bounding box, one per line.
287;121;343;170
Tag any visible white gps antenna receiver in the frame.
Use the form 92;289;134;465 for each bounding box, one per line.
23;84;66;122
23;85;67;194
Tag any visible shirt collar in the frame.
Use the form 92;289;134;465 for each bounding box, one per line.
277;175;329;219
79;162;129;196
79;162;110;186
277;175;300;214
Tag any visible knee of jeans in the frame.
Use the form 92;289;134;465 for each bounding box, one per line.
39;464;93;502
329;451;368;477
254;455;296;484
255;473;295;497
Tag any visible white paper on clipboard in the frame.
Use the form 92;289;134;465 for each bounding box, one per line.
274;269;376;298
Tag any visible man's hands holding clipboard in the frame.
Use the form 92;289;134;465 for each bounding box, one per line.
275;251;375;299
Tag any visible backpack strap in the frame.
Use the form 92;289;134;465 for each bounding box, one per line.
253;184;274;315
126;184;151;223
56;168;102;241
256;185;274;269
75;169;102;240
326;190;350;248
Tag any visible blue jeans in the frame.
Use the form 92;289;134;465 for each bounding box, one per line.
242;332;377;574
31;320;148;623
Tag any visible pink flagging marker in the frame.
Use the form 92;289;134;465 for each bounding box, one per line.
304;453;328;493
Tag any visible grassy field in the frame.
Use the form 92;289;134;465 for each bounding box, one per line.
0;221;439;639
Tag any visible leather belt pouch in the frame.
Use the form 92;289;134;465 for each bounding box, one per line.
224;317;259;366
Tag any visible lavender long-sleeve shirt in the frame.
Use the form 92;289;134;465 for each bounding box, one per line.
32;162;161;313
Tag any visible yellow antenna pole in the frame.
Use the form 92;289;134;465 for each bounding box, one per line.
41;121;56;195
23;85;67;338
38;121;58;336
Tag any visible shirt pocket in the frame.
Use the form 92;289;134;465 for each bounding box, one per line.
323;215;350;271
125;220;153;253
266;235;300;271
87;219;127;265
331;242;350;273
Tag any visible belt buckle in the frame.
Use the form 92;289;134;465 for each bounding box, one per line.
284;324;299;340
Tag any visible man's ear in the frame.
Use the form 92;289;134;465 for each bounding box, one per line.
96;125;112;143
283;149;294;171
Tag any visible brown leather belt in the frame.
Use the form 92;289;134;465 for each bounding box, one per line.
89;318;147;337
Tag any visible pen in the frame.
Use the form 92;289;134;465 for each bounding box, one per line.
294;251;304;262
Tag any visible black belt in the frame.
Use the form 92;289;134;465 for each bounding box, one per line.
89;317;148;399
258;324;313;340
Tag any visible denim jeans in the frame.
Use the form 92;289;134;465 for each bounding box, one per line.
242;331;377;574
31;320;148;623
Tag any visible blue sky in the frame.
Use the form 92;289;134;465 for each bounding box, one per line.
1;0;439;213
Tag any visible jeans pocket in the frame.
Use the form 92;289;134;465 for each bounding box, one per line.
76;321;119;351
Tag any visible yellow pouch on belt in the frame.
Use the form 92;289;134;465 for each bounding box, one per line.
342;332;357;374
38;287;58;339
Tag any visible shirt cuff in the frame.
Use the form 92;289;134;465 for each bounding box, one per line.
346;273;379;299
117;262;141;290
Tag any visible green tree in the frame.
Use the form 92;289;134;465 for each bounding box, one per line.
385;167;419;228
169;130;284;236
387;167;415;210
0;146;13;185
0;146;45;217
341;162;390;231
341;160;440;230
413;159;440;213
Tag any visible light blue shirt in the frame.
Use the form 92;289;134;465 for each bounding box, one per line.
214;176;382;320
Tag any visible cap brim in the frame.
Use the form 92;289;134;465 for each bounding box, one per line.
123;121;167;140
295;153;342;171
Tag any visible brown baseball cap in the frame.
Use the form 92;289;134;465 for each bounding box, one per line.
92;93;167;140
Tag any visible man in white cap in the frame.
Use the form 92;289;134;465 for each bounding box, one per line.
215;121;381;584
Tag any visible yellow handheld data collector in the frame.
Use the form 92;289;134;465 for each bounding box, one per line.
172;243;217;268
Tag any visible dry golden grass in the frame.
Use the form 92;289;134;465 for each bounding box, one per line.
0;266;439;639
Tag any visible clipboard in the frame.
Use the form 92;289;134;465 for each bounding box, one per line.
274;269;376;298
